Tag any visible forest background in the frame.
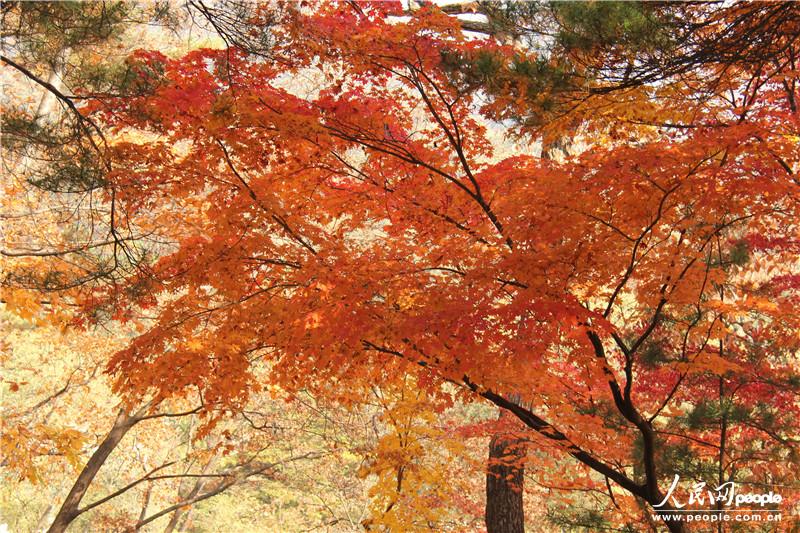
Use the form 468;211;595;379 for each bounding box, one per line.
1;1;799;532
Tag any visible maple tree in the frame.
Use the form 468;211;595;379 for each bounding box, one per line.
1;4;381;532
1;310;402;532
3;1;800;531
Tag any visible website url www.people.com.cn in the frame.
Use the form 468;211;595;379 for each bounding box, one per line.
652;511;782;524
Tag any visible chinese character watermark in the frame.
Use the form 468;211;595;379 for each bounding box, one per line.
655;475;783;509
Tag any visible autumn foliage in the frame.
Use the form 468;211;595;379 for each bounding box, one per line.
3;1;799;531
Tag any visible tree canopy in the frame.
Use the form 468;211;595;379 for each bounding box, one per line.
2;1;799;532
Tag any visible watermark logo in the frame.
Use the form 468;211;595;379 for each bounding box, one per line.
655;475;783;509
651;475;783;525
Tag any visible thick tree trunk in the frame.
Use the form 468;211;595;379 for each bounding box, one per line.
47;409;137;533
485;422;526;533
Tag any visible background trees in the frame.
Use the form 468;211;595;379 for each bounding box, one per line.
2;1;799;531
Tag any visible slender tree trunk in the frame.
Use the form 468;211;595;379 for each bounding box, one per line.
138;486;152;523
485;410;526;533
47;409;137;533
34;504;53;532
163;456;216;533
175;506;195;533
34;47;70;124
